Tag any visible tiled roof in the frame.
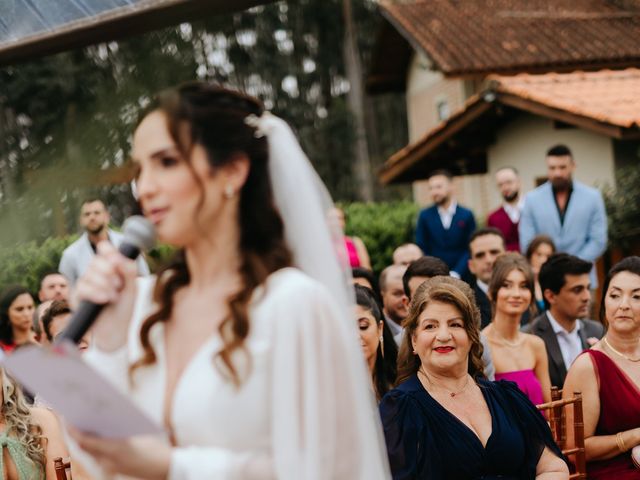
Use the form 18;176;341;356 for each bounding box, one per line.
379;68;640;184
493;69;640;128
369;0;640;91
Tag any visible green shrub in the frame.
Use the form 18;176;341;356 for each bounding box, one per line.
341;201;419;274
0;201;420;293
603;166;640;252
0;235;176;295
0;236;76;295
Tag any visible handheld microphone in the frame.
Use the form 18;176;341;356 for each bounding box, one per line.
58;216;156;345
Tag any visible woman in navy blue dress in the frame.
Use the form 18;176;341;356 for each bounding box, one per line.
379;276;568;479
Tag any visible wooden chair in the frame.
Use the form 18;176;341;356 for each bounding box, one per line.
53;456;71;480
536;387;587;479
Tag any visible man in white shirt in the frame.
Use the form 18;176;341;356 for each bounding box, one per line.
59;198;150;286
525;253;604;388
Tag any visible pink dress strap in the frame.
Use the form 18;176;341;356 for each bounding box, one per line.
344;237;361;268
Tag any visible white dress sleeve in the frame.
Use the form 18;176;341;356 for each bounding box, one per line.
269;277;388;479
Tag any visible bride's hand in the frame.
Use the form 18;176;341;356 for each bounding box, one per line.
69;428;171;479
72;241;139;351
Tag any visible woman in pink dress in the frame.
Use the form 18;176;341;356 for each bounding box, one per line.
482;253;552;405
564;256;640;479
329;207;371;269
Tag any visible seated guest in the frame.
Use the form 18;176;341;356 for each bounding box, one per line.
380;276;568;479
564;257;640;479
380;264;409;345
467;228;506;328
32;300;52;344
352;267;378;293
402;256;450;298
37;271;70;303
0;286;38;352
526;235;556;312
0;367;70;478
483;253;552;404
403;257;495;380
41;300;90;351
392;243;423;266
354;285;397;400
525;254;603;388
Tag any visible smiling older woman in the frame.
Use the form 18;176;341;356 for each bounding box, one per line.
379;276;568;479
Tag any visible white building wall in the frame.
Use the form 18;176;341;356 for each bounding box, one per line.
406;51;473;210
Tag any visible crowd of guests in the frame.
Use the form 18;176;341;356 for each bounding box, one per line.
0;128;636;479
352;247;639;478
0;198;142;478
344;145;638;478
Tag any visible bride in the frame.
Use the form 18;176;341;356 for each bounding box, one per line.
71;83;389;479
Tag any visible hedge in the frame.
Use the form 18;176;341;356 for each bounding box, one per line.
341;201;419;274
603;166;640;252
0;202;419;293
0;235;176;295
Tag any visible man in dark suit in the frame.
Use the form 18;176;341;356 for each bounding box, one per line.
415;170;476;278
524;253;604;389
466;228;506;328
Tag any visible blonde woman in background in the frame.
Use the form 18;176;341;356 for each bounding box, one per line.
0;368;69;479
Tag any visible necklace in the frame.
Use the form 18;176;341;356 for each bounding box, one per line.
603;337;640;362
418;368;470;398
491;328;523;348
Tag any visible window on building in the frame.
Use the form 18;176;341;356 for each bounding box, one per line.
436;98;450;121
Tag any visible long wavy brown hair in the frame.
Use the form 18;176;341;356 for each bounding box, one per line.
396;276;486;385
130;83;292;386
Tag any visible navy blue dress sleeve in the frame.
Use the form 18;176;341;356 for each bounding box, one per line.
493;380;567;474
379;389;430;480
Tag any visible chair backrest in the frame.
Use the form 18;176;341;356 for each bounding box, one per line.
53;456;71;480
536;389;586;480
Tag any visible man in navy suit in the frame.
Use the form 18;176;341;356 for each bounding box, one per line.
415;170;476;278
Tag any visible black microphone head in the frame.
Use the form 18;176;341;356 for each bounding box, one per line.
122;216;156;252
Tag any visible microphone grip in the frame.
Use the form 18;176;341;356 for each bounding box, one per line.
119;243;141;261
60;301;105;344
58;243;141;344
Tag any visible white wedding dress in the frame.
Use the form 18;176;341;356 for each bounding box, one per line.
84;267;390;480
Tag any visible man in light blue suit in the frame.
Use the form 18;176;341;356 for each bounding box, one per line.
519;144;607;286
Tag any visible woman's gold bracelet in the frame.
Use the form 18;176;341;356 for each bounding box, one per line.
616;432;629;453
